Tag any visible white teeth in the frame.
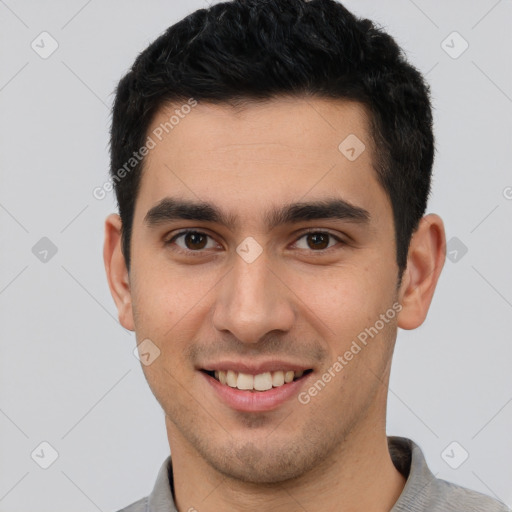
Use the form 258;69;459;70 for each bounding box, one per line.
254;372;273;391
272;370;285;387
226;370;237;387
213;369;307;391
284;371;294;383
237;372;254;390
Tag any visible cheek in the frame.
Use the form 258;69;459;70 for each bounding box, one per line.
289;260;395;331
130;264;219;378
130;257;208;332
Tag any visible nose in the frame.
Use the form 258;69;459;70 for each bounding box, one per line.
212;249;295;344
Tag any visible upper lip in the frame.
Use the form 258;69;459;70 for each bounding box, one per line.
199;360;313;375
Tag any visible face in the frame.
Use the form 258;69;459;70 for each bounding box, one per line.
120;97;404;483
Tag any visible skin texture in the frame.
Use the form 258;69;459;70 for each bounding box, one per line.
104;96;446;511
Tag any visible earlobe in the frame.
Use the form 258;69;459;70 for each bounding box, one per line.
397;214;446;330
103;213;135;331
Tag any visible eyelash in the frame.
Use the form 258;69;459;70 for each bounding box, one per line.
164;229;345;256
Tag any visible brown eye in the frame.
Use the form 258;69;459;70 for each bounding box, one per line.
294;231;342;251
183;232;208;250
306;232;329;250
166;230;218;252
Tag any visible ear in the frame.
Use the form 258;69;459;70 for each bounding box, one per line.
103;213;135;331
397;214;446;330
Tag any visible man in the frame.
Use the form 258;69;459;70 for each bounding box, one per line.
103;1;510;510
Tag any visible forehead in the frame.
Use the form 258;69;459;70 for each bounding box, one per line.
146;96;373;163
136;96;390;226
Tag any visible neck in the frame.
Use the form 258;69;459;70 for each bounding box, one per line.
167;417;406;512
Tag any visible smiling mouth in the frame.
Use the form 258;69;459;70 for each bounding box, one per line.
201;369;313;392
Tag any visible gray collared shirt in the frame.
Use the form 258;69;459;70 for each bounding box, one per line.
117;436;510;512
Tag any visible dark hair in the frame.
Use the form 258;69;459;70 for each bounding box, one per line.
110;0;434;277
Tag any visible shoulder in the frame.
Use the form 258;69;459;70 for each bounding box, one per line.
388;437;510;512
428;477;510;512
113;496;148;512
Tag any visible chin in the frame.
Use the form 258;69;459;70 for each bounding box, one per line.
203;439;326;485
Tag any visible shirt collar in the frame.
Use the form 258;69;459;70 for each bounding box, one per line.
388;436;437;511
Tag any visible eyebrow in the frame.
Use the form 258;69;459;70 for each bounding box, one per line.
144;197;370;231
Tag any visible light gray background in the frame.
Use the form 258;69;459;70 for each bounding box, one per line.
0;0;511;511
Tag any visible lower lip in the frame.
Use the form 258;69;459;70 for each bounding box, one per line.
201;371;312;412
